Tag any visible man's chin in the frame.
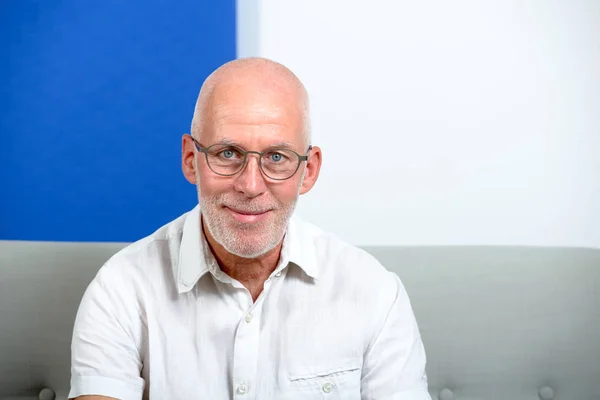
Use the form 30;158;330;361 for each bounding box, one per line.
225;220;267;233
223;238;275;258
220;224;282;256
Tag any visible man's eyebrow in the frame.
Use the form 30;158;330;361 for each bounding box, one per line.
213;138;297;150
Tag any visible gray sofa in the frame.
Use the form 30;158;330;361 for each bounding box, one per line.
1;240;599;399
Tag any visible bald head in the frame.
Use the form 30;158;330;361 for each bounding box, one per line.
190;57;311;147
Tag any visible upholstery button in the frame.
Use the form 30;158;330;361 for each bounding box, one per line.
245;313;253;323
38;388;56;400
539;386;554;400
322;382;334;393
439;388;454;400
237;383;248;394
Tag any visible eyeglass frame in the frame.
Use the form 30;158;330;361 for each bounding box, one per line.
189;135;313;181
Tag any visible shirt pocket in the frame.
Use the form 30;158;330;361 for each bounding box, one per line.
287;358;362;400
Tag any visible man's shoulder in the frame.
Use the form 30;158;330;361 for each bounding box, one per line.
292;215;395;285
292;216;403;320
98;209;191;282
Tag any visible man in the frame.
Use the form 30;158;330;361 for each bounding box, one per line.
69;58;431;400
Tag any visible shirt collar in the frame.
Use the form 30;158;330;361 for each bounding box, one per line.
284;216;319;280
176;205;214;293
176;205;319;294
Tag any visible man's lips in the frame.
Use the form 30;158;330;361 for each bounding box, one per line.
224;206;272;223
226;207;270;215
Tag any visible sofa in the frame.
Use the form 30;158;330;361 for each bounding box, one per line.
1;240;599;399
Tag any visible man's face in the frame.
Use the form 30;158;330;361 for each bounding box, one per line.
184;81;318;258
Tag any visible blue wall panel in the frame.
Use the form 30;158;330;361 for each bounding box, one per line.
1;0;236;241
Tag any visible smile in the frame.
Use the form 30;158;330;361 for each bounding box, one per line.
224;206;272;223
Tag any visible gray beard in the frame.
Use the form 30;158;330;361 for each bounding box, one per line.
198;193;297;258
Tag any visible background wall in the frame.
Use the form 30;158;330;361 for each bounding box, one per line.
1;0;236;241
3;1;599;247
238;0;600;247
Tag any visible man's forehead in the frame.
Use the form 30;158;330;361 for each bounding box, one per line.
209;79;301;110
207;121;305;147
212;102;293;119
206;87;304;134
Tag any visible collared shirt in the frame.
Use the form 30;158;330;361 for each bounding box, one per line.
69;205;431;400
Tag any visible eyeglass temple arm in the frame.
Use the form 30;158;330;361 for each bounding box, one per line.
299;145;313;161
191;137;209;154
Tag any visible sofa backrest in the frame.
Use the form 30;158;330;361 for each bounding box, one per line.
364;246;600;400
1;241;127;400
1;241;599;399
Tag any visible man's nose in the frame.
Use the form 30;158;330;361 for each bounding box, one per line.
233;153;267;198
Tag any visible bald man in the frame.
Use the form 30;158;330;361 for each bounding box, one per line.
69;58;431;400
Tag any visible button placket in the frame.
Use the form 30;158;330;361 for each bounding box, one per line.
237;382;249;395
231;302;263;399
231;266;286;398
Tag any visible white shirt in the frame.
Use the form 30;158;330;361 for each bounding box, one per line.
69;205;431;400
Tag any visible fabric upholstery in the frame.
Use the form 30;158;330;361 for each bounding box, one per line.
1;241;599;399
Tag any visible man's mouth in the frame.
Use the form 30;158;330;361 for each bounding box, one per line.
224;206;272;223
227;207;269;215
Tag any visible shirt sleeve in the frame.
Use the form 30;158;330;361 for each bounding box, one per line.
69;264;145;400
361;272;432;400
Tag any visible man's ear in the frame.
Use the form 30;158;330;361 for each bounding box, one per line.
182;134;197;184
299;146;322;195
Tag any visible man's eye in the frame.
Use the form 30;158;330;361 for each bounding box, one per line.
270;152;283;162
265;151;292;163
221;150;235;158
216;147;241;159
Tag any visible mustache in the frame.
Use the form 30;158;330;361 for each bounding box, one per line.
204;194;279;213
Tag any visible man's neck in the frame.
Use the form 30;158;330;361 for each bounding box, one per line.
202;220;283;302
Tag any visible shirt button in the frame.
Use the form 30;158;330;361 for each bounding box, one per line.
237;383;248;394
322;382;334;393
244;313;253;323
275;272;282;277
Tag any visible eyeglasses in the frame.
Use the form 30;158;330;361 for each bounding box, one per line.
190;136;312;181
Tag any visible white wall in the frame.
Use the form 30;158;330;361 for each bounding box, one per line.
237;0;600;247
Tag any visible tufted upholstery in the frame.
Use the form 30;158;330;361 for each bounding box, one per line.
1;240;599;399
364;246;600;400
